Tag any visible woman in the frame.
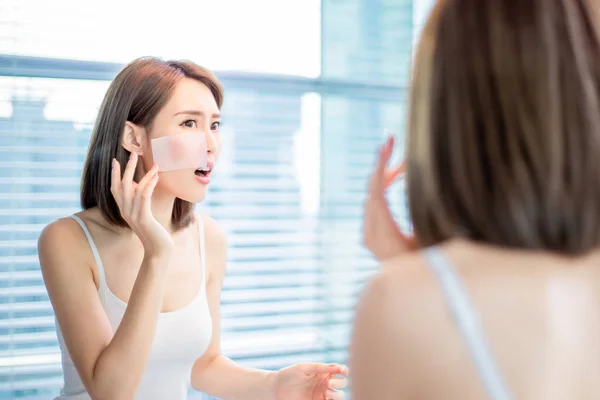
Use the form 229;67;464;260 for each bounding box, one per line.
353;0;600;398
38;57;347;400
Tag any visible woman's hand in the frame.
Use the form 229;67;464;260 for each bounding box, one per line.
363;135;416;261
111;152;174;258
273;363;348;400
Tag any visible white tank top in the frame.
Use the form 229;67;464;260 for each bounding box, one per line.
54;214;213;400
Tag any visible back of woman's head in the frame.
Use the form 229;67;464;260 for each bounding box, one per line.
408;0;600;254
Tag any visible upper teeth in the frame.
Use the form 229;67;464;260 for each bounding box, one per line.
198;167;210;172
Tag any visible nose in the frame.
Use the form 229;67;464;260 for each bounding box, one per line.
205;129;217;154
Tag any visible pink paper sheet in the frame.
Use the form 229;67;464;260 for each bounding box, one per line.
151;132;207;171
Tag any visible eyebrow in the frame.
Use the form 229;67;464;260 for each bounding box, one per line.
174;110;221;119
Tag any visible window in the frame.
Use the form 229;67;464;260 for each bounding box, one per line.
0;0;321;77
0;0;418;398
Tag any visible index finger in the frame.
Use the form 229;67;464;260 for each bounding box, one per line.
370;139;394;193
110;158;122;202
377;136;395;172
123;152;138;184
300;363;349;376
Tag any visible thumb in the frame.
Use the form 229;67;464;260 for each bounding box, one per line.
385;167;403;188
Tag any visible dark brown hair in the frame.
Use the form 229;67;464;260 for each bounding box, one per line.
407;0;600;254
81;57;224;230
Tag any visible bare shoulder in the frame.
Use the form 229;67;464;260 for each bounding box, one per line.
39;215;81;244
364;249;437;303
198;214;227;282
357;252;430;323
199;214;227;248
354;244;469;338
357;239;550;337
371;239;487;295
38;215;93;273
350;251;435;399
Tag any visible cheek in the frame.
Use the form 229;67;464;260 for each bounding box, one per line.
169;137;188;160
156;170;192;191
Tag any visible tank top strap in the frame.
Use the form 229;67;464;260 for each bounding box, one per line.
69;214;107;288
197;214;207;285
422;246;512;400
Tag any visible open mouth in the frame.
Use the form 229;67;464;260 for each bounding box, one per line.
194;166;211;177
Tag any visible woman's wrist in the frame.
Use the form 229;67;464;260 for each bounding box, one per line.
141;251;170;269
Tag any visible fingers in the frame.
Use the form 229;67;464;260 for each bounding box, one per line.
111;153;158;222
137;164;159;188
331;364;349;376
375;136;394;175
371;136;396;193
121;152;138;216
325;389;345;400
110;158;122;206
328;377;348;390
385;166;402;185
372;133;410;198
123;152;138;183
384;160;406;189
140;166;160;217
301;363;349;376
131;164;159;218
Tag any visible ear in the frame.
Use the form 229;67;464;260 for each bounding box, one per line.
121;122;147;155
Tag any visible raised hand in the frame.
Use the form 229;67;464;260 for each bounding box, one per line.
274;363;348;400
111;152;174;258
363;135;416;261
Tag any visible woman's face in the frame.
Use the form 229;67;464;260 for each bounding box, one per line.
142;77;221;203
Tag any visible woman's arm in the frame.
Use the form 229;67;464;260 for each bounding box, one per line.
192;215;348;400
191;216;277;400
39;219;169;400
39;155;172;400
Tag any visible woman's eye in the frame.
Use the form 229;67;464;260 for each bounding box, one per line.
211;121;221;131
182;119;197;128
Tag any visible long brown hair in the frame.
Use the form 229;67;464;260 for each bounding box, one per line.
81;57;224;230
407;0;600;254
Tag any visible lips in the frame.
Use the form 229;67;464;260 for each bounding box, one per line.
194;160;214;184
194;160;214;178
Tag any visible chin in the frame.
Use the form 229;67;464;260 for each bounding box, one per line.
157;171;210;204
177;187;208;204
173;179;209;203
